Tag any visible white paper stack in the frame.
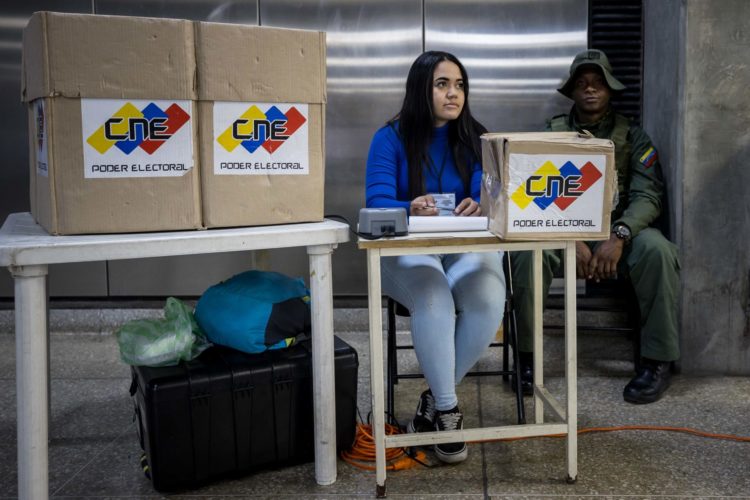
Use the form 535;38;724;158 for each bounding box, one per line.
408;216;488;233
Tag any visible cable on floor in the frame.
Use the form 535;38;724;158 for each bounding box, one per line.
341;408;749;472
341;422;429;471
468;425;750;444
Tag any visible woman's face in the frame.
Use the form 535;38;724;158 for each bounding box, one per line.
431;60;465;127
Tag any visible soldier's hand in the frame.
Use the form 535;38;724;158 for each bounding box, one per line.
575;241;593;279
588;236;624;281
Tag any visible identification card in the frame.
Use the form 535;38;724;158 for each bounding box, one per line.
429;193;456;216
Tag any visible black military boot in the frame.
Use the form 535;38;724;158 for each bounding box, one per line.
623;358;672;404
513;351;534;396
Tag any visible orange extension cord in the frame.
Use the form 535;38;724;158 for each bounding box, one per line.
342;422;749;471
341;422;428;471
482;424;750;443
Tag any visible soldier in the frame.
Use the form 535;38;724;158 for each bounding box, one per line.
512;49;680;404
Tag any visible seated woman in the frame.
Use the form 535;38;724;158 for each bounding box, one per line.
365;51;506;464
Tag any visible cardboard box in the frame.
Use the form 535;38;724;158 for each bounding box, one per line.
22;12;202;235
481;132;616;240
195;21;326;228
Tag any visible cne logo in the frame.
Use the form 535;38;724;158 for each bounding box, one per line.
217;105;306;154
511;160;602;211
86;102;190;155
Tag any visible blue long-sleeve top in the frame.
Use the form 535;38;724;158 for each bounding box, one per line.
365;121;482;209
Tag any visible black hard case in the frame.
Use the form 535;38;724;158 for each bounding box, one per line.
131;336;358;492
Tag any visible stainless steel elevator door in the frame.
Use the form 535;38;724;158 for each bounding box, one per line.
94;0;259;23
1;0;590;299
425;0;587;134
0;1;103;298
94;0;262;297
260;0;424;295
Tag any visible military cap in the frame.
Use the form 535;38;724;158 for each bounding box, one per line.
557;49;626;97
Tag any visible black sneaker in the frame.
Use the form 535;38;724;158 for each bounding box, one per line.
433;407;468;464
512;351;534;396
407;389;436;433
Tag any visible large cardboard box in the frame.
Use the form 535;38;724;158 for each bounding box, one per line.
22;12;202;235
195;22;326;228
481;132;616;240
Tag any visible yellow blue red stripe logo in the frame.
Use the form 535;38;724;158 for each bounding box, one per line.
86;102;190;155
639;146;657;169
217;105;306;154
511;160;602;211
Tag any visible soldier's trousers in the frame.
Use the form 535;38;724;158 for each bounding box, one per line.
511;227;681;362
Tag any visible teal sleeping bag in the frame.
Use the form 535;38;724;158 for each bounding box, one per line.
194;270;311;354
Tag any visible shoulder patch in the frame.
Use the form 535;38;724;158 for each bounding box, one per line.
639;146;657;169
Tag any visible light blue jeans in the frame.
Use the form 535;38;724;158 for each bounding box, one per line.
382;251;506;411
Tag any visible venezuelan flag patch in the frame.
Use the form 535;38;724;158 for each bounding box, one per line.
639;146;657;169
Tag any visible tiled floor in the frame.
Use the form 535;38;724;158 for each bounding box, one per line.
0;308;748;499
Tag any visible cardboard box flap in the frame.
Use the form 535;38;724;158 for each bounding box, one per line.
482;132;614;158
483;131;588;143
22;11;196;102
20;12;47;104
196;22;326;104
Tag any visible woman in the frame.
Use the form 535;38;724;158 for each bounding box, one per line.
365;51;506;464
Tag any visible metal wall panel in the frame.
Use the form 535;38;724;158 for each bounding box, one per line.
1;0;591;299
107;253;258;296
426;0;587;134
260;0;423;295
0;1;105;298
95;0;261;296
94;0;258;23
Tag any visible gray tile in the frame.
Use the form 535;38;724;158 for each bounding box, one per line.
0;335;13;379
47;334;131;379
480;375;750;498
0;332;132;380
1;309;749;499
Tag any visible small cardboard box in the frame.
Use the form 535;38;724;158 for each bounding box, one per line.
22;11;202;235
195;21;326;228
480;132;616;240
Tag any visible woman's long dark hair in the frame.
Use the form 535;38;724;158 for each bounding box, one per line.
388;51;487;200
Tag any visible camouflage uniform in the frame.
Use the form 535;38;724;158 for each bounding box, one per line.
512;108;681;362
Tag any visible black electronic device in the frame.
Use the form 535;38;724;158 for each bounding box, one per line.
357;207;408;237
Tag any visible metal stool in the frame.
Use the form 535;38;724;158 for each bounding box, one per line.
385;252;526;425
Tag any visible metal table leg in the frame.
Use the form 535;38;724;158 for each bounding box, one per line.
307;245;338;486
366;249;387;497
12;264;50;500
532;248;544;424
564;241;578;483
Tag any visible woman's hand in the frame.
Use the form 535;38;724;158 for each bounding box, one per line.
410;195;438;216
454;197;481;216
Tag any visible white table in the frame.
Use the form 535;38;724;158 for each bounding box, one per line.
0;212;350;499
359;231;578;497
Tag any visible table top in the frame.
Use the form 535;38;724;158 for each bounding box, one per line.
0;212;350;267
357;230;571;252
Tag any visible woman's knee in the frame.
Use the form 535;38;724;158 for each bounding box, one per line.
382;255;451;308
452;262;505;307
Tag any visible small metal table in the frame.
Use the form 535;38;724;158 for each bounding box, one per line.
359;231;578;497
0;212;349;499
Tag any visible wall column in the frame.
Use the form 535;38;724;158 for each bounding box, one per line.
643;0;750;374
